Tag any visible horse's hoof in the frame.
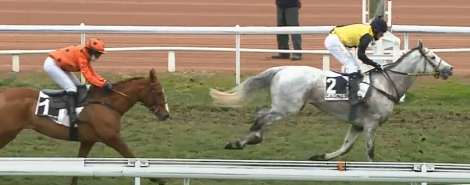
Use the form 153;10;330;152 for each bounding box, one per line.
149;178;167;185
309;154;327;161
224;141;243;150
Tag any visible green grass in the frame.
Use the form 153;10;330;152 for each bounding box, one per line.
1;71;470;185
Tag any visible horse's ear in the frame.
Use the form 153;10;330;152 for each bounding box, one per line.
149;68;157;82
417;39;423;49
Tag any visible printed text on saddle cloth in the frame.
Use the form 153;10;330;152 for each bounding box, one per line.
324;71;371;101
35;91;84;127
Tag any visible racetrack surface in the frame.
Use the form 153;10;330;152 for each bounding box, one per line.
0;0;470;74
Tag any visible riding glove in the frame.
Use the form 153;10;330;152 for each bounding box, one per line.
104;82;113;90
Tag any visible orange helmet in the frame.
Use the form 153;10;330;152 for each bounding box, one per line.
86;38;106;53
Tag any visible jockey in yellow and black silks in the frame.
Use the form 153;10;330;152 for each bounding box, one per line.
324;17;389;105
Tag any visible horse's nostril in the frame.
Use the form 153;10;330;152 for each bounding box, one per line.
449;67;453;71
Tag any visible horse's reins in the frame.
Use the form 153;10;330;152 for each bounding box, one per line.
366;47;442;104
89;82;167;115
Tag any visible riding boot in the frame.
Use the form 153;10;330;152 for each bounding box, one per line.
66;91;78;127
348;72;361;106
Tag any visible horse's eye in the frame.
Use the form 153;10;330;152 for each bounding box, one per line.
431;56;436;60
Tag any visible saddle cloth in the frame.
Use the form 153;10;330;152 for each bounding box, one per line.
324;70;372;101
34;85;91;127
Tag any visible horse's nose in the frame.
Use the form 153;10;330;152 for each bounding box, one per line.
443;66;453;76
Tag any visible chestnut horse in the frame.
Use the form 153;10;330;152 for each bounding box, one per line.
0;69;169;185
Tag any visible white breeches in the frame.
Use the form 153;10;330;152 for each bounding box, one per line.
43;57;81;92
324;34;360;74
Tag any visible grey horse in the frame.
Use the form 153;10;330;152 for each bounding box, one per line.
209;40;453;162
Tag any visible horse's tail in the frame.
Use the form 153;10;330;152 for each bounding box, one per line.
209;66;286;107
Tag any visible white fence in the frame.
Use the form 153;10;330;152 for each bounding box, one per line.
0;46;397;82
2;22;469;104
2;24;469;79
0;24;402;84
0;24;345;85
2;158;470;185
393;25;470;51
0;0;395;85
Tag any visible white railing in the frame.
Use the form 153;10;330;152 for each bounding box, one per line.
1;158;470;185
0;24;401;84
3;22;470;105
0;24;337;85
0;0;394;85
0;46;397;81
0;0;395;85
6;23;470;86
391;25;470;51
6;22;470;105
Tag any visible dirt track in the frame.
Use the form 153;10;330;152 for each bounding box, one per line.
1;0;470;74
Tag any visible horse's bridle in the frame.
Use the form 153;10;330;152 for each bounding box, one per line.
367;47;443;104
88;82;167;115
386;47;443;78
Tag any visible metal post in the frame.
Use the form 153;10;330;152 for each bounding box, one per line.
362;0;367;24
12;55;20;72
183;178;190;185
387;0;392;26
404;33;410;51
235;24;241;84
167;51;176;72
134;160;141;185
322;55;330;71
420;164;428;185
80;23;86;84
392;40;400;62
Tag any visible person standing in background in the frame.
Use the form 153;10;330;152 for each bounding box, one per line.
271;0;302;61
368;0;385;22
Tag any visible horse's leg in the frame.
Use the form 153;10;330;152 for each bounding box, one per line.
102;133;135;157
245;107;272;145
236;107;274;145
364;121;379;162
309;125;363;161
225;107;285;150
224;78;307;150
0;119;23;149
70;142;95;185
100;130;167;185
0;129;21;149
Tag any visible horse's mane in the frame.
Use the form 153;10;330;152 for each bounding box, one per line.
387;47;420;68
113;77;145;86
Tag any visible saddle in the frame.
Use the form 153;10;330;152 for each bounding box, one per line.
35;84;93;142
41;84;90;109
